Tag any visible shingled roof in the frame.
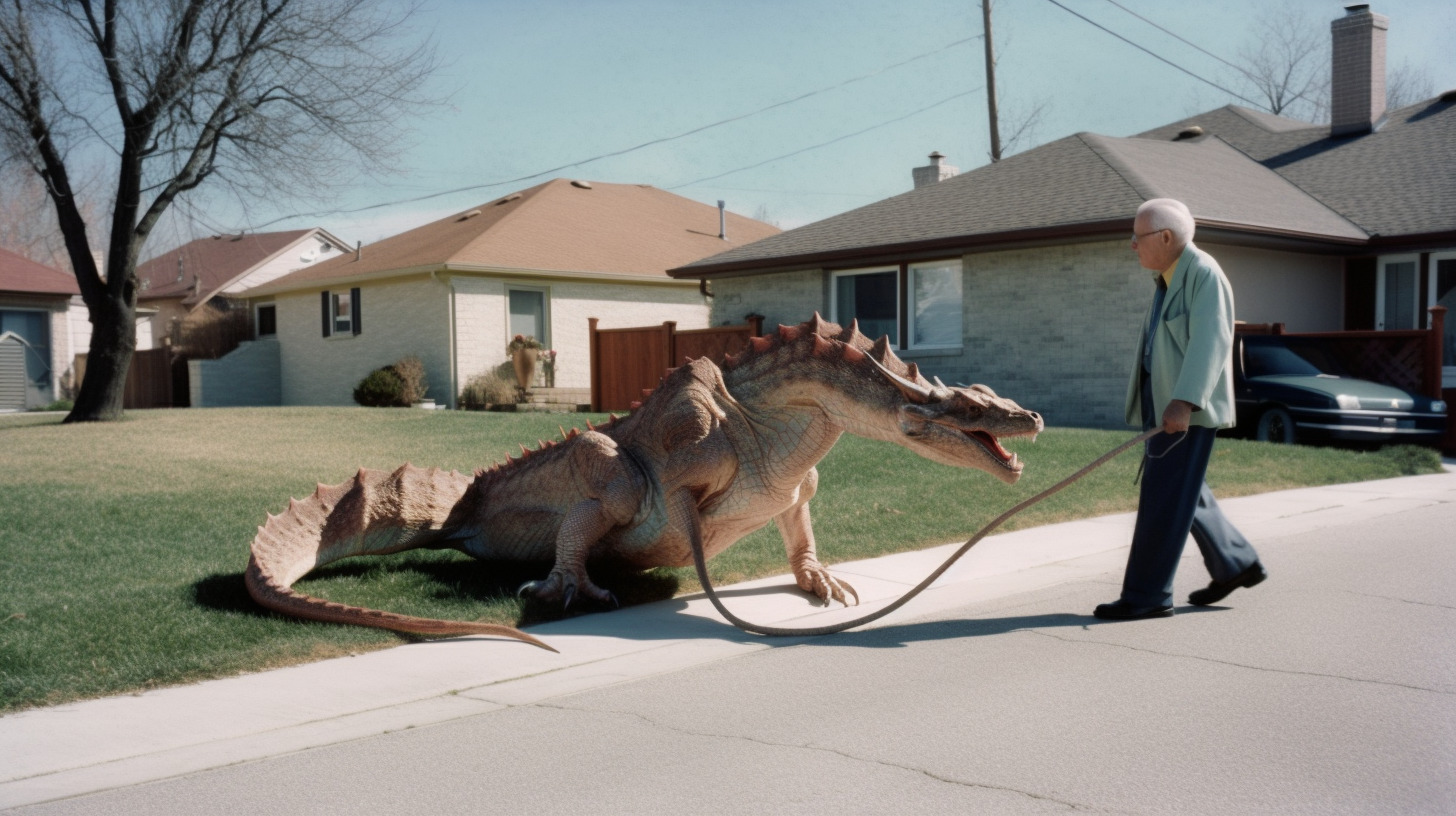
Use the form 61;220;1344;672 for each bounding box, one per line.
1142;97;1456;238
246;179;780;296
0;247;79;296
672;94;1454;279
136;229;324;306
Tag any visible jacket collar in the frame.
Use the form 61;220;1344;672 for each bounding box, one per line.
1164;243;1197;302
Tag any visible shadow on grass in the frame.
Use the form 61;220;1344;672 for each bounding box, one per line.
191;555;682;629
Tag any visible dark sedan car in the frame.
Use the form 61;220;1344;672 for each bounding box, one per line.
1231;334;1447;445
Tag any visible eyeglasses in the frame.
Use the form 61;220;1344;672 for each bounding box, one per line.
1131;228;1167;247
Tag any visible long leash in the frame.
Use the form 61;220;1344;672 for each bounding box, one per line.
689;428;1167;638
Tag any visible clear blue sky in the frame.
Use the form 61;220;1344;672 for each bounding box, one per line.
193;0;1456;250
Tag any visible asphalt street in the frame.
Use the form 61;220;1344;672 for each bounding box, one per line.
3;469;1454;815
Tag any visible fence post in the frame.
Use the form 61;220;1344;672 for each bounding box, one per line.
1427;306;1446;399
589;317;600;412
746;313;764;337
663;321;677;370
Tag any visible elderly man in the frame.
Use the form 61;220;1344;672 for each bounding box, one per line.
1095;198;1266;620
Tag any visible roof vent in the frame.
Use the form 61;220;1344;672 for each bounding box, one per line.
456;209;482;221
570;180;593;189
1174;125;1204;141
495;194;521;206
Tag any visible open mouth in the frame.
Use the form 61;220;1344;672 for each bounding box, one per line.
965;430;1020;469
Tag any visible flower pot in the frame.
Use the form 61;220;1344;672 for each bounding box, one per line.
512;348;537;391
411;398;436;410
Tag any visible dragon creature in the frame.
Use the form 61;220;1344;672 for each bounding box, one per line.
246;314;1044;649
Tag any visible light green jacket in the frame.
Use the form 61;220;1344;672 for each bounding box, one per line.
1124;243;1237;429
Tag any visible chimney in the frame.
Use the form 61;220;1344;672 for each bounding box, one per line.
912;151;959;189
1330;4;1388;136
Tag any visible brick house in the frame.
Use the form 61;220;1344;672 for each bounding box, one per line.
671;6;1454;429
229;179;779;407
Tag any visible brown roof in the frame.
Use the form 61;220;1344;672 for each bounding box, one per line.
0;246;79;296
246;179;781;295
136;229;318;306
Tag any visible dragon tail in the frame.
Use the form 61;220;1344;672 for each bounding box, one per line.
245;463;556;652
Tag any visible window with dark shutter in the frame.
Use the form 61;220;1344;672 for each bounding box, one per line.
321;291;331;337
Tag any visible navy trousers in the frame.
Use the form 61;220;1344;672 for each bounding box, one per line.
1122;380;1260;607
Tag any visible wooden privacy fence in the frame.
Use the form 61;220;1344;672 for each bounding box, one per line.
74;347;180;409
589;315;764;412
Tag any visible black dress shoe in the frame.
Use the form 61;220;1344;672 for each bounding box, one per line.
1188;562;1267;606
1093;600;1174;620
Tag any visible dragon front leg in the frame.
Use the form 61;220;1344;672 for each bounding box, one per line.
518;498;624;609
774;468;859;607
517;430;643;610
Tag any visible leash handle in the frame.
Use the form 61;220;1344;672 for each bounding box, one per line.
690;428;1162;638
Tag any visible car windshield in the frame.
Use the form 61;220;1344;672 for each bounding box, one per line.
1243;340;1325;378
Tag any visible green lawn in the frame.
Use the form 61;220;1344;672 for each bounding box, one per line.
0;407;1442;711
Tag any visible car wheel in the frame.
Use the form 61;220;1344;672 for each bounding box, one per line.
1256;407;1296;444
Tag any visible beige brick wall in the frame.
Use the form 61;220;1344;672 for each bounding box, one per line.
708;269;825;330
277;277;450;405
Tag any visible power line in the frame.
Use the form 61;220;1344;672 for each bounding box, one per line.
1041;0;1262;108
240;35;983;231
669;88;982;190
1096;0;1255;82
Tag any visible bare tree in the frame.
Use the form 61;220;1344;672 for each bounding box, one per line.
1229;0;1329;122
0;0;437;422
1387;59;1437;110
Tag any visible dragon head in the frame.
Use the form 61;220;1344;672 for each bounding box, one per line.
866;352;1043;483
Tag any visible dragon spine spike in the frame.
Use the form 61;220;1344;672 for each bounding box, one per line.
906;362;920;381
810;332;832;355
629;400;643;410
840;341;866;362
777;324;800;342
749;336;772;352
870;335;891;362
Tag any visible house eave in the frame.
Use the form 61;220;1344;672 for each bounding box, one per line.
671;218;1373;280
242;262;698;298
442;263;698;286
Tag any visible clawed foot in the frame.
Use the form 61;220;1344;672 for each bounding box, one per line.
795;565;859;607
518;569;619;610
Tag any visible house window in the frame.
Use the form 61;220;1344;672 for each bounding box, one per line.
831;268;898;345
320;288;361;337
255;304;277;338
1375;255;1419;330
830;260;963;350
508;287;549;347
908;261;963;349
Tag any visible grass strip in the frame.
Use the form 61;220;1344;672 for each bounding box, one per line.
0;407;1442;711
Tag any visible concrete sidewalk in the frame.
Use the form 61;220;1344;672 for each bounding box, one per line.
3;466;1454;811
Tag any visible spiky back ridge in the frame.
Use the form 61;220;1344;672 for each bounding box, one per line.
719;313;927;385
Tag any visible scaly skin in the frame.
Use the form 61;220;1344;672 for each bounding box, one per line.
245;314;1044;648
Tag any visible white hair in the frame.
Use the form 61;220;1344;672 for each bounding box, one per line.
1137;198;1195;246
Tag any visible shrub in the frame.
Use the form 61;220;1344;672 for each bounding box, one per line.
392;355;429;404
353;367;407;407
37;399;73;412
459;370;516;410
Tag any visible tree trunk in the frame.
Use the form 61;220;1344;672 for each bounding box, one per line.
65;294;137;423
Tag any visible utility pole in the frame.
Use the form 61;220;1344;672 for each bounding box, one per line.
982;0;1002;162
